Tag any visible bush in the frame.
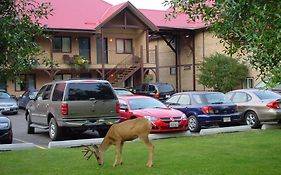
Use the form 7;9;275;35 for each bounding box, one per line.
198;53;248;92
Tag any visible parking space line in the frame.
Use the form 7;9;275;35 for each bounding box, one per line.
14;138;47;150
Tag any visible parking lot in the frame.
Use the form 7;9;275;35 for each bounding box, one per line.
1;109;266;150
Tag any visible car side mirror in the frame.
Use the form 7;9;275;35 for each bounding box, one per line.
120;105;129;111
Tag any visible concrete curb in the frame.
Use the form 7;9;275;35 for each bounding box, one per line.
0;143;35;151
262;123;281;130
199;125;251;135
48;138;104;148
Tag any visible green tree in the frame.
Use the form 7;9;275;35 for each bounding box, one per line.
0;0;52;82
198;53;248;92
164;0;281;86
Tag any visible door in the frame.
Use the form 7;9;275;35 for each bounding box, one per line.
79;37;91;62
96;37;108;64
30;84;53;125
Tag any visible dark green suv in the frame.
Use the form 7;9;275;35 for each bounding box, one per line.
25;79;120;141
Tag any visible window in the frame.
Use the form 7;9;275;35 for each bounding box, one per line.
178;95;191;105
243;77;253;88
170;67;176;75
67;83;115;101
232;92;251;103
79;37;91;60
15;74;36;91
52;36;71;53
52;83;66;101
42;85;53;100
166;95;180;104
116;39;132;54
148;85;156;93
54;74;72;81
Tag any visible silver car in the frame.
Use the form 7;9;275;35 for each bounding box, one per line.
226;89;281;128
0;91;18;115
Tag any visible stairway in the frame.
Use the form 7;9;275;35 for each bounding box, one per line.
106;55;141;87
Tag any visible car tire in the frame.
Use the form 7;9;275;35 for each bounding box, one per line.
49;118;62;141
245;111;261;129
27;113;35;134
188;115;201;132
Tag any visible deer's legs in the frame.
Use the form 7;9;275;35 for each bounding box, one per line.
141;137;154;168
113;141;122;167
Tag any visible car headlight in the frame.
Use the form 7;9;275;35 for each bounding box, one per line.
0;122;9;129
181;113;187;120
144;116;158;121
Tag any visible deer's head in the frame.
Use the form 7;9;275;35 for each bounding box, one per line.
93;145;104;166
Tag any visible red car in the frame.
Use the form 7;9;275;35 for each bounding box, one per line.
118;95;188;133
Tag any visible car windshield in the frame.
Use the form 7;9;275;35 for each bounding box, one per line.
157;84;174;93
253;90;281;100
0;92;10;99
114;89;133;95
128;98;167;110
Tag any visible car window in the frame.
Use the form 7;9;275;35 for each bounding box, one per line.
148;85;156;92
128;98;166;110
192;94;204;105
42;85;53;100
166;95;180;104
36;85;48;101
178;95;191;105
21;91;28;97
52;83;66;101
204;93;232;104
253;90;281;100
141;84;147;91
66;82;115;101
157;84;174;93
231;92;250;103
0;92;10;99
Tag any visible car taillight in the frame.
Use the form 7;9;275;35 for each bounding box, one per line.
116;102;120;113
154;92;160;99
202;106;214;114
61;103;68;116
266;101;280;109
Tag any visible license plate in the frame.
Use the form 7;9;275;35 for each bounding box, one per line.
223;117;231;122
170;122;179;128
166;95;171;98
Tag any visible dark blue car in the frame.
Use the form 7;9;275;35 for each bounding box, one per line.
17;89;38;109
165;91;241;132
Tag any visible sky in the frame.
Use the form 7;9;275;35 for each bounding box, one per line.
104;0;168;10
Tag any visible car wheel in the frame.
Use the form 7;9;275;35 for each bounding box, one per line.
188;115;201;132
49;118;62;141
245;111;261;129
26;113;35;134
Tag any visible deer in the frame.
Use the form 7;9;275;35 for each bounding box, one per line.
82;117;154;167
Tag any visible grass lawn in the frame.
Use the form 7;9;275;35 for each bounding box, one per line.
1;129;281;175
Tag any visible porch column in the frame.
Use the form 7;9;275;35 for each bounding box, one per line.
192;31;196;91
140;45;144;83
155;45;159;82
101;28;105;79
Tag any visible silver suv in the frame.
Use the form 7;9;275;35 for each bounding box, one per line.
25;79;120;141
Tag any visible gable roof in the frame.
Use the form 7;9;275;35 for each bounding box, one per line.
38;0;205;32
